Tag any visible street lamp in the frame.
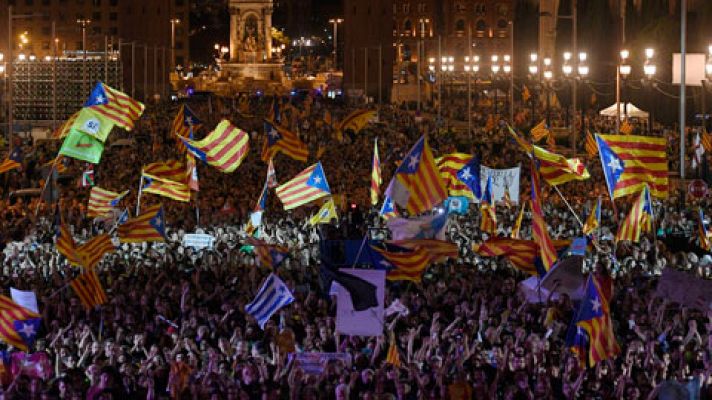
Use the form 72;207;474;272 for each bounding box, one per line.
170;18;180;71
464;55;480;135
76;18;91;94
328;18;343;69
643;48;656;134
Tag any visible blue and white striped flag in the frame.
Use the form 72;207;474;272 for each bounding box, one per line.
245;273;294;329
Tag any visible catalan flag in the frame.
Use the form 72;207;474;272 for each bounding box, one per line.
266;159;278;188
52;111;80;139
511;202;526;239
507;126;533;153
262;120;309;162
309;198;338;225
379;196;398;220
142;177;190;202
522;84;531;102
76;234;115;270
620;120;633;135
70;270;107;310
372;246;430;282
55;225;81;265
245;238;289;269
585;131;598;157
596;134;668;199
336;109;376;139
435;153;479;199
0;296;41;351
181;120;250;173
387;136;447;215
83;82;145;131
583;197;602;236
142;160;188;183
702;129;712;152
385;333;402;368
531;161;558;271
386;239;458;263
44;156;67;174
530;120;551;142
533;145;590;186
479;175;497;234
572;275;620;365
615;185;653;243
473;238;539;275
87;187;129;218
371;139;382;206
698;208;711;251
172;104;202;153
118;204;166;243
276;162;331;210
0;159;20;174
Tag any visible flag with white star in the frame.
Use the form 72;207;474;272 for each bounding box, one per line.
84;82;145;132
595;134;668;200
571;275;620;366
172;104;202;153
275;162;331;210
0;295;41;351
379;196;398;221
117;204;166;243
456;156;482;199
386;136;447;215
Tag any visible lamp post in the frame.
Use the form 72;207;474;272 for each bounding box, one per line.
491;55;500;117
441;56;454;123
643;48;657;135
543;57;553;126
617;49;631;133
503;54;513;124
528;53;540;125
328;18;343;69
77;18;91;94
170;18;180;72
464;54;480;136
704;46;712;134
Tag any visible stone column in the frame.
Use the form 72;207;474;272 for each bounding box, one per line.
264;8;273;61
229;8;240;62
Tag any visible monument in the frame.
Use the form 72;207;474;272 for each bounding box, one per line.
222;0;284;83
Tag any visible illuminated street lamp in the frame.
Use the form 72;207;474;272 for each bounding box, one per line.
328;18;343;69
643;48;656;134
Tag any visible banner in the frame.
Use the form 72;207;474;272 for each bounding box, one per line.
655;268;712;311
444;196;469;215
476;165;520;204
59;129;105;164
334;269;384;336
290;352;352;375
10;288;38;314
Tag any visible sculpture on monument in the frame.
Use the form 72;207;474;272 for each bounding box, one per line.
243;15;259;53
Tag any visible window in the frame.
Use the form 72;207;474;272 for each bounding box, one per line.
76;41;82;49
92;11;101;20
475;3;486;17
110;0;117;5
109;27;118;35
417;2;427;13
42;41;50;50
175;41;184;50
109;12;117;21
92;26;100;34
402;2;409;14
25;0;33;5
455;19;465;32
403;19;412;32
42;27;51;35
475;19;487;32
176;56;184;66
497;4;508;17
497;19;508;29
455;3;466;13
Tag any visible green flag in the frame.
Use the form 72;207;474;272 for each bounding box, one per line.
59;129;105;164
71;107;115;142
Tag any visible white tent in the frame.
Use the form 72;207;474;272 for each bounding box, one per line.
599;102;649;119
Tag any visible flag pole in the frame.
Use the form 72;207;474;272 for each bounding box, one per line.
35;160;58;216
136;175;144;215
552;185;585;228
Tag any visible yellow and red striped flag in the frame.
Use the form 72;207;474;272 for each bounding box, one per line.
76;234;115;270
87;187;129;218
585;131;598;157
473;237;539;275
615;185;653;243
595;134;668;199
480;176;497;234
574;275;621;366
385;333;402;368
181;120;249;173
370;139;382;205
141;177;190;202
388;136;448;215
142;160;188;183
0;159;20;174
373;246;430;282
84;82;145;131
702;129;712;152
436;153;475;199
620;120;633;135
335;109;376;140
44;156;67;174
118;204;166;243
0;295;41;351
530;162;557;272
262;120;309;162
386;239;458;263
52;111;80;139
276;162;331;210
530;120;550;142
55;225;81;265
172;104;202;153
532;145;590;186
70;270;108;310
507;126;533;153
511;202;527;239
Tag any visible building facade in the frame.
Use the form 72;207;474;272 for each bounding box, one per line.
0;0;190;101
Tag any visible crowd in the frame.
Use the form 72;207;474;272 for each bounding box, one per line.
0;93;711;399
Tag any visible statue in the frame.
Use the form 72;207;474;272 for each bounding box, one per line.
243;15;258;52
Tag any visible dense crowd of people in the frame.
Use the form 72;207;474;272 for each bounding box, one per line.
0;93;711;399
